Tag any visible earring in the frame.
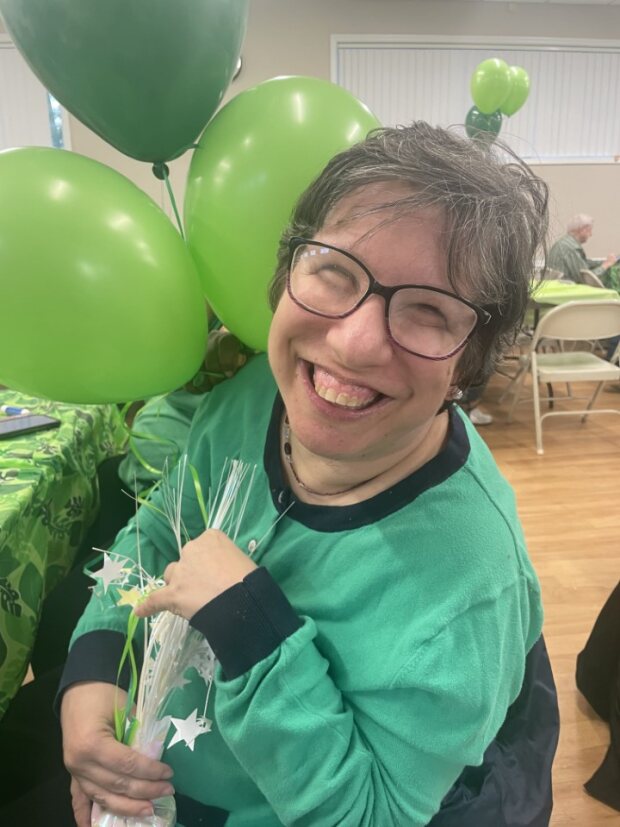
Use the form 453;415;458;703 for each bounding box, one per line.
452;388;464;401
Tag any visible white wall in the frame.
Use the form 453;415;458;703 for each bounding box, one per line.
15;1;620;254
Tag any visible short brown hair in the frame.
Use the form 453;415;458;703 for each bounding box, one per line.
268;122;548;388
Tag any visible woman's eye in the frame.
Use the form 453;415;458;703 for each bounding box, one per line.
402;303;448;327
316;265;358;289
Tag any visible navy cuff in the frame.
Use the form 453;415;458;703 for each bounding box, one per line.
55;629;134;713
190;566;302;680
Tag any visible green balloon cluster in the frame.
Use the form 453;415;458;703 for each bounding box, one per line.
0;4;381;403
0;0;251;403
466;58;530;144
185;76;381;351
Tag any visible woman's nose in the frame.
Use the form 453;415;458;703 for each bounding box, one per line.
324;295;393;367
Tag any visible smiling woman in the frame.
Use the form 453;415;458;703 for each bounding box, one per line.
59;123;557;827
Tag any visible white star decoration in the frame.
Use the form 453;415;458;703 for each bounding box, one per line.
168;709;212;751
89;553;130;594
84;460;255;764
169;672;192;691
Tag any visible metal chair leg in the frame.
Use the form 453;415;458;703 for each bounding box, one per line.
532;371;544;455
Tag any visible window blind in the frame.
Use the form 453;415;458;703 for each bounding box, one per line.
333;36;620;162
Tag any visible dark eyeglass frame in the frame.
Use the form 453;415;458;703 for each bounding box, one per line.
287;237;492;361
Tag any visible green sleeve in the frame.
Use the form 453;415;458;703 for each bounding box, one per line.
214;579;532;826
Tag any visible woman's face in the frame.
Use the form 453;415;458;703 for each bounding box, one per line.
268;183;466;466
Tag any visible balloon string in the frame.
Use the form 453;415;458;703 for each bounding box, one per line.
161;167;185;239
118;400;181;483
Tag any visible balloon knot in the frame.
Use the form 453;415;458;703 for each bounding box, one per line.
152;162;170;181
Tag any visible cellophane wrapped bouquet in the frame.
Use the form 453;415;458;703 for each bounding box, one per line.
88;457;255;827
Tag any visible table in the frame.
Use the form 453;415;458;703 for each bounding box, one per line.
0;390;127;718
531;279;619;307
529;279;620;329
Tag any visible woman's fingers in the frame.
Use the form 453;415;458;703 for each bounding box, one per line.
73;776;160;820
134;583;174;617
62;683;174;819
70;778;92;827
65;732;174;817
66;728;173;784
72;760;174;805
74;764;174;827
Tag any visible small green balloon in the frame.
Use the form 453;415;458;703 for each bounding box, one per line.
465;106;503;143
0;0;248;163
500;66;530;117
0;148;207;403
184;76;381;351
470;58;511;115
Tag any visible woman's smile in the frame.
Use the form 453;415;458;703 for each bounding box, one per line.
300;359;390;418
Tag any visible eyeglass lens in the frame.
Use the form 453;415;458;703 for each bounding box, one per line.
289;243;478;358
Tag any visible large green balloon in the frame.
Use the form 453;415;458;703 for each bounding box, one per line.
465;106;502;143
470;58;511;115
0;0;248;163
184;76;381;351
0;148;207;403
500;66;530;117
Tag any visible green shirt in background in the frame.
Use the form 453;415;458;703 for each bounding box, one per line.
117;390;201;493
547;233;606;283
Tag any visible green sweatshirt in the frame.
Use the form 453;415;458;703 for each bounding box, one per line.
62;354;543;826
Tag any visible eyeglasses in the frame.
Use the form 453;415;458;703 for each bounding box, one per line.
287;237;492;360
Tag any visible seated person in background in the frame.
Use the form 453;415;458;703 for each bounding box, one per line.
547;214;617;283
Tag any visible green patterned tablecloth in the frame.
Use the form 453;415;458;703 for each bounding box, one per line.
532;279;620;305
0;390;127;718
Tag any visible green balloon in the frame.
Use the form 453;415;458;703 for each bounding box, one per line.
500;66;530;117
465;106;502;142
470;58;511;115
0;148;207;403
184;76;381;351
0;0;248;163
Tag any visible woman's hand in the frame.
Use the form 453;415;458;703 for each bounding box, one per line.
61;682;175;825
134;529;257;620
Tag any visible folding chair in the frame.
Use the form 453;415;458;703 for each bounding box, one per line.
575;270;611;355
506;300;620;454
496;332;533;404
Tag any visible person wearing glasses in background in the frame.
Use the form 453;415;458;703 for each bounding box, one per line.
59;123;558;827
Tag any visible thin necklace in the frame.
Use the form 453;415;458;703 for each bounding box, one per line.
282;414;382;497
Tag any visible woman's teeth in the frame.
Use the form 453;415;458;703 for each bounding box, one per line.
312;365;379;409
315;385;374;408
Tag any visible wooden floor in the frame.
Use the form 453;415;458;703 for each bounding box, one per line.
479;372;620;826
